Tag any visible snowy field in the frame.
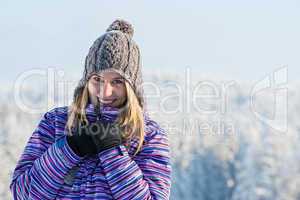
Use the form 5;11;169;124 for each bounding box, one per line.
1;70;300;200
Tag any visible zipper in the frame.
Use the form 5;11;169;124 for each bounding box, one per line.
95;100;102;121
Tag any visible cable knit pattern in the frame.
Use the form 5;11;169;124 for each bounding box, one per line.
10;105;171;200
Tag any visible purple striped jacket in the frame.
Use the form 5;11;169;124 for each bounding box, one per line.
10;104;171;199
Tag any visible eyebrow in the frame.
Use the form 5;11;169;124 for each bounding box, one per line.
92;74;124;80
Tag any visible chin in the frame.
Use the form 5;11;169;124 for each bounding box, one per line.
114;100;128;109
101;101;118;108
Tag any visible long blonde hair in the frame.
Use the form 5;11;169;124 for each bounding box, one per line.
66;81;145;156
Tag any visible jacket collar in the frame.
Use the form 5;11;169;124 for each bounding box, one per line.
85;103;150;124
85;103;120;123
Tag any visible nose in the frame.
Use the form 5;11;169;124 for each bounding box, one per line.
101;82;113;98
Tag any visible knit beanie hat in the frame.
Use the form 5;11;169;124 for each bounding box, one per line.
73;19;145;109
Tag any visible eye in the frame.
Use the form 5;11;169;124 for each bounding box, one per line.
91;76;102;83
111;79;124;85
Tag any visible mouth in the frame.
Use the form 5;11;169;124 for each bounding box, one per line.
99;99;116;105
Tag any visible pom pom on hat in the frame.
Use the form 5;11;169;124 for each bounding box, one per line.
106;19;134;39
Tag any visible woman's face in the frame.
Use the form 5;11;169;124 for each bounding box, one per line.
88;71;127;108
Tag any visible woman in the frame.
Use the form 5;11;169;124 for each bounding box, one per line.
10;19;171;199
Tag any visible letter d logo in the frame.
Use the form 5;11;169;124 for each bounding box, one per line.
250;66;288;132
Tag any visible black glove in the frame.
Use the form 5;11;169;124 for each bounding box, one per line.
66;120;123;157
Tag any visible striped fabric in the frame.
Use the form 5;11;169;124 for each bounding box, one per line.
10;104;171;199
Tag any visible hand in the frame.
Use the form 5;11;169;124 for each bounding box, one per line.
89;121;123;153
66;120;123;157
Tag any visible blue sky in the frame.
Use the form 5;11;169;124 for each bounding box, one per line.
1;0;299;89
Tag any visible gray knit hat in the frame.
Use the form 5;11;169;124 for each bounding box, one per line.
73;19;145;109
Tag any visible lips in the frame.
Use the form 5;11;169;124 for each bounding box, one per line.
100;99;116;104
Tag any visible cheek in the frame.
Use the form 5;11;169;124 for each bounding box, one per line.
88;84;99;96
114;90;127;107
113;86;126;101
118;86;127;98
